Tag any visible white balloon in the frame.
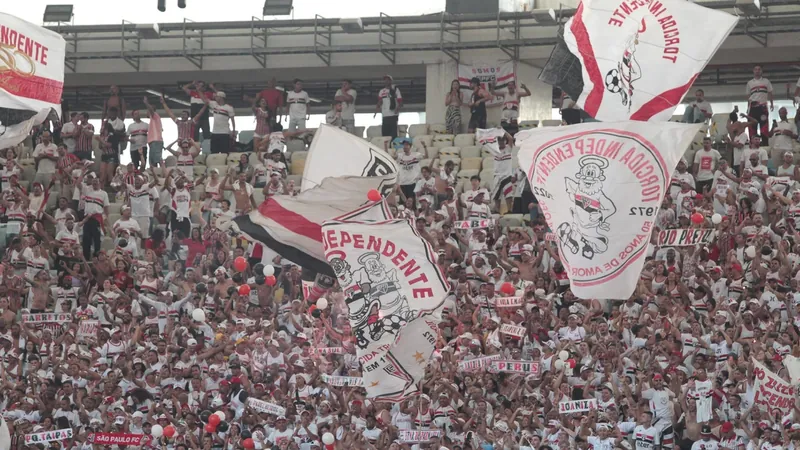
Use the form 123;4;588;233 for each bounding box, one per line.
558;350;569;361
322;433;335;445
711;213;722;225
263;265;275;277
554;360;565;371
151;424;164;438
214;411;226;420
317;298;329;310
191;308;206;323
745;246;756;259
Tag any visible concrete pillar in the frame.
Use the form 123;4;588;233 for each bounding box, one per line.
425;61;459;127
516;62;553;123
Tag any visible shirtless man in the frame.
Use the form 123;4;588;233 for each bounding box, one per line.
25;270;52;313
221;170;257;214
212;266;234;298
103;85;126;123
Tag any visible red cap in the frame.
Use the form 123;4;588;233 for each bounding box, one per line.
652;374;663;381
731;263;742;272
230;376;242;384
220;380;230;386
721;422;733;433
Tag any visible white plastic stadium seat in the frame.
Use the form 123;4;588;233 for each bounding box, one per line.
413;135;433;151
438;147;460;158
432;134;455;149
366;126;383;139
429;124;447;135
226;153;244;165
453;133;476;147
423;145;439;160
238;130;255;144
482;157;495;170
291;151;308;162
419;159;432;170
286;139;306;153
458;169;479;181
479;171;493;188
460;146;481;159
519;120;539;130
408;124;429;138
206;154;227;167
398;124;408;137
353;126;366;138
460;157;482;171
370;137;392;151
541;120;562;127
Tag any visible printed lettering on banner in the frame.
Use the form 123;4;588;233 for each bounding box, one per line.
558;0;737;121
321;218;448;401
88;433;146;446
248;398;287;416
301;280;315;300
311;347;345;355
545;232;558;242
500;324;526;338
496;297;523;308
320;374;364;387
752;359;795;417
491;360;541;377
517;121;700;299
453;219;493;230
21;313;72;324
77;320;100;343
399;430;442;443
458;62;516;106
558;399;598;414
458;354;502;372
25;428;73;444
657;228;715;247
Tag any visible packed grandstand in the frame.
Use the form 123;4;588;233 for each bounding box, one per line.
3;1;800;450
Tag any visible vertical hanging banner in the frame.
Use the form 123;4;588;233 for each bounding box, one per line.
322;218;448;402
458;62;516;106
752;358;795;417
516;121;700;299
558;0;736;121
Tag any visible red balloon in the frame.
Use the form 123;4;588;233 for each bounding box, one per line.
163;426;176;438
208;414;221;426
500;282;515;295
265;275;277;286
243;439;255;449
691;212;704;225
367;189;381;202
205;423;217;433
308;305;318;315
233;256;248;273
566;359;576;369
238;284;251;296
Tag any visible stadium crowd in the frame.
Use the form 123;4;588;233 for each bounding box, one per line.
0;67;800;450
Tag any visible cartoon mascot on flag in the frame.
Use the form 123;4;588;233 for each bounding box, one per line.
605;30;642;108
331;252;413;349
557;155;617;260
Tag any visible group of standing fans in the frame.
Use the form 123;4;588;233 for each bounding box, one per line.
1;69;800;450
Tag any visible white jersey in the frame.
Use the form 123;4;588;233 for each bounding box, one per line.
641;388;674;422
286;90;310;119
127;185;157;217
691;440;720;450
396;151;423;186
171;188;191;219
669;171;695;199
127;122;149;151
176;153;194;178
478;128;511;177
746;77;773;105
501;90;521;121
618;422;660;450
268;132;286;153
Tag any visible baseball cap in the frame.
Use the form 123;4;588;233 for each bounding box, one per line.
701;425;712;435
721;422;733;433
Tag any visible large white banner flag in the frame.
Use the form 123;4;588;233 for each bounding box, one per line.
562;0;736;121
517;121;700;299
321;218;448;401
458;61;516;106
752;358;795;417
302;125;398;197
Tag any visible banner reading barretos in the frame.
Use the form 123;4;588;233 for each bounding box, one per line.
517;121;700;299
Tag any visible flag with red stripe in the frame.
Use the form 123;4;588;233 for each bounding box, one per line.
557;0;736;122
321;218;448;401
458;61;516;107
231;176;394;276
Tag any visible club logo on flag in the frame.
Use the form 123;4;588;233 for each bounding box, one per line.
517;121;700;299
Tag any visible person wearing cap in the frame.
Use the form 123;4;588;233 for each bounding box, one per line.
669;158;695;201
200;85;236;154
376;74;402;139
690;425;719;450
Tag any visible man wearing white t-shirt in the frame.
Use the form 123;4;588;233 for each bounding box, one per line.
32;131;59;185
683;89;713;124
639;374;676;450
693;137;721;193
126;175;159;239
740;136;768;173
334;79;357;134
376;74;402;139
80;176;110;260
745;65;773;145
201;90;236;154
285;79;310;132
770;107;798;164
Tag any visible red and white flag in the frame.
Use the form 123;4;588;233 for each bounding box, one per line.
232;176;394;277
0;14;66;148
321;218;448;401
516;121;700;299
562;0;736;121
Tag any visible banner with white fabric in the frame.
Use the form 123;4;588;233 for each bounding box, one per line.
399;430;442;443
320;374;364;387
232;177;394;277
458;61;516;106
247;398;286;416
752;358;795;416
558;399;598;414
657;228;715;247
21;313;71;323
321;218;448;401
301;125;398;197
558;0;736;121
783;355;800;386
0;14;66;149
24;429;72;445
516;121;700;299
458;354;502;372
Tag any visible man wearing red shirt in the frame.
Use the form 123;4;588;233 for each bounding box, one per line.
256;77;285;128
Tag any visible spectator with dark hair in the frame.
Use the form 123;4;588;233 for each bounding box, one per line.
182;80;214;140
201;89;236;154
467;77;491;133
285;78;310;132
376;74;402;139
334;79;357;134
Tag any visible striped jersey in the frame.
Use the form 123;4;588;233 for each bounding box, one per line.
746;77;773;105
